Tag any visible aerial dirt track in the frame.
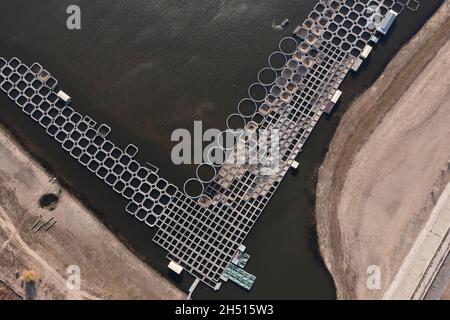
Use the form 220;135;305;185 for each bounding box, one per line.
0;205;98;300
0;124;185;300
316;1;450;300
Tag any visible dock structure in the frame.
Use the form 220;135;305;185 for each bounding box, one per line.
0;0;417;292
377;10;398;35
222;263;256;291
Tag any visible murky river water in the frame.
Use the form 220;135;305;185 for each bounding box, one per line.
0;0;443;299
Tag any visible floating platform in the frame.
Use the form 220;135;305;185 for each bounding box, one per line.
377;10;398;35
222;264;256;291
232;250;251;269
351;58;364;72
361;45;373;60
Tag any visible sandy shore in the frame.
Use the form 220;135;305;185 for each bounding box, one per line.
316;1;450;300
0;124;185;300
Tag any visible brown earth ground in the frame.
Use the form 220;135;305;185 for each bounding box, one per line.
442;282;450;300
0;280;21;300
0;123;185;300
316;1;450;300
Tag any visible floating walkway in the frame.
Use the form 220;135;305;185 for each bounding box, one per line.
0;0;419;292
222;263;256;291
223;246;255;290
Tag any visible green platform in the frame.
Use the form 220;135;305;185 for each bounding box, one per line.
223;263;256;291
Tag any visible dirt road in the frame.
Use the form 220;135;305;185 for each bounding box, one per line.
316;1;450;300
0;205;98;300
0;123;185;300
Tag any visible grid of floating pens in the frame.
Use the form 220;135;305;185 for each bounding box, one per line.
0;57;178;229
154;172;273;288
0;0;415;291
199;0;404;204
199;0;388;205
153;0;409;289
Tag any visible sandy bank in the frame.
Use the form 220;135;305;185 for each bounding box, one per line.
0;123;185;300
316;1;450;300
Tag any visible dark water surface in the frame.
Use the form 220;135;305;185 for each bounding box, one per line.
0;0;443;299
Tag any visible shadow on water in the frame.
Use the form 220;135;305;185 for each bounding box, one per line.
0;0;444;299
